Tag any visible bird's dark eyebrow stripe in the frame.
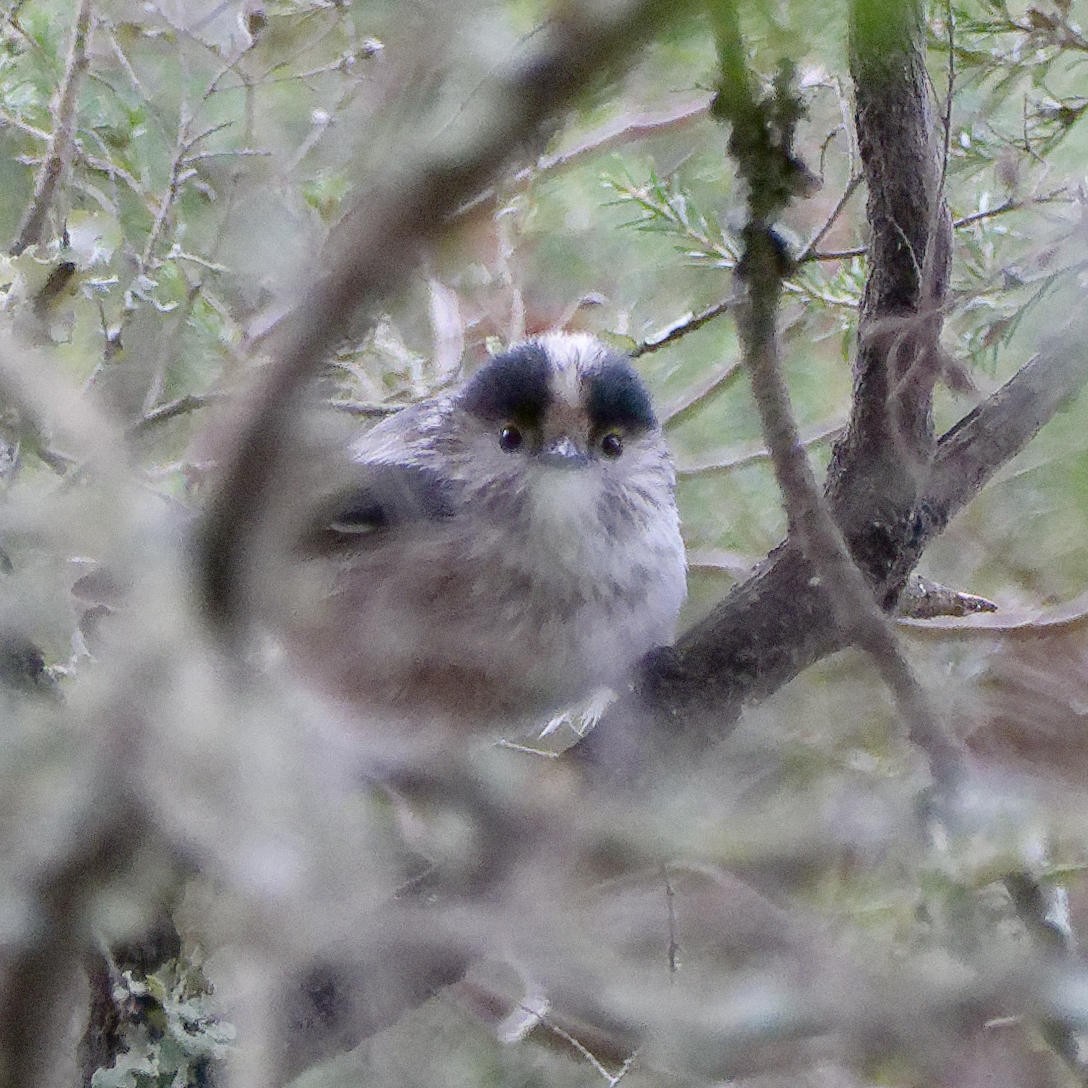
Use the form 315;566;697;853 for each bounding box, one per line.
459;342;552;425
586;360;657;432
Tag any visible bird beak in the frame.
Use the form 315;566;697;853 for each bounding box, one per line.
538;435;589;469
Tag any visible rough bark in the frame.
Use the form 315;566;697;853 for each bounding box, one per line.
576;0;1082;779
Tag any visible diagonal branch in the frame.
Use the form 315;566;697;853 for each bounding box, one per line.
10;0;93;256
926;329;1088;522
575;325;1088;778
735;224;963;789
576;0;1065;779
194;0;695;635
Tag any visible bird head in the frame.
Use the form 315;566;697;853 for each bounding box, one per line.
448;333;672;533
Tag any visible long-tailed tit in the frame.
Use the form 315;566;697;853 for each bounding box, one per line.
289;332;686;735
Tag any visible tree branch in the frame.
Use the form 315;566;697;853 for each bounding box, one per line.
575;0;1031;780
10;0;93;256
459;95;713;219
707;2;962;788
0;797;147;1086
926;328;1088;524
194;0;695;636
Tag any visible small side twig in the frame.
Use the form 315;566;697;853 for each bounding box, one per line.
630;295;738;360
674;418;845;477
126;392;228;438
797;171;863;263
126;392;399;439
742;230;964;791
1004;870;1088;1078
458;96;712;218
660;353;743;427
328;398;402;419
896;575;997;619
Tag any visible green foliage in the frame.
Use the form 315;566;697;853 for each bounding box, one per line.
90;960;233;1088
4;0;1088;1085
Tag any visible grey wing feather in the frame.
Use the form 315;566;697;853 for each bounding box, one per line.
306;462;458;553
302;399;462;552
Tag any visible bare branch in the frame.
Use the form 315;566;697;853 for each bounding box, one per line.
1003;871;1088;1080
926;326;1088;526
460;96;713;218
631;295;738;361
797;171;863;263
0;799;146;1086
674;419;844;477
327;398;402;419
10;0;93;255
126;392;228;438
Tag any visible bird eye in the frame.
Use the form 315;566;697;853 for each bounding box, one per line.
600;432;623;459
499;424;523;452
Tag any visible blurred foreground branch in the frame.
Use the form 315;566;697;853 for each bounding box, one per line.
196;0;696;634
6;1;1088;1084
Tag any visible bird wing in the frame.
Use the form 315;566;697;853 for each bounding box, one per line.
305;460;458;553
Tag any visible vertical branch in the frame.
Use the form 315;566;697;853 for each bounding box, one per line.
704;1;965;791
826;0;952;603
0;802;145;1088
10;0;93;256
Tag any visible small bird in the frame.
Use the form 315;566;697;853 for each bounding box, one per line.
289;332;686;736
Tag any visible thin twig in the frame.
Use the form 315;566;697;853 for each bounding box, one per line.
328;398;402;418
807;192;1072;263
797;172;863;263
138;119;234;276
457;97;712;219
663;866;680;975
126;392;228;437
811;243;867;261
126;391;398;438
745;234;964;791
10;0;93;255
631;295;738;360
660;354;743;426
0;107;50;141
674;419;845;476
529;97;710;179
934;0;955;237
1003;871;1088;1079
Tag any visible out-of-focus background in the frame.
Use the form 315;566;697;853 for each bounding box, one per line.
3;1;1088;1085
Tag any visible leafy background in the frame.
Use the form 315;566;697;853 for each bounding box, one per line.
3;0;1088;1085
